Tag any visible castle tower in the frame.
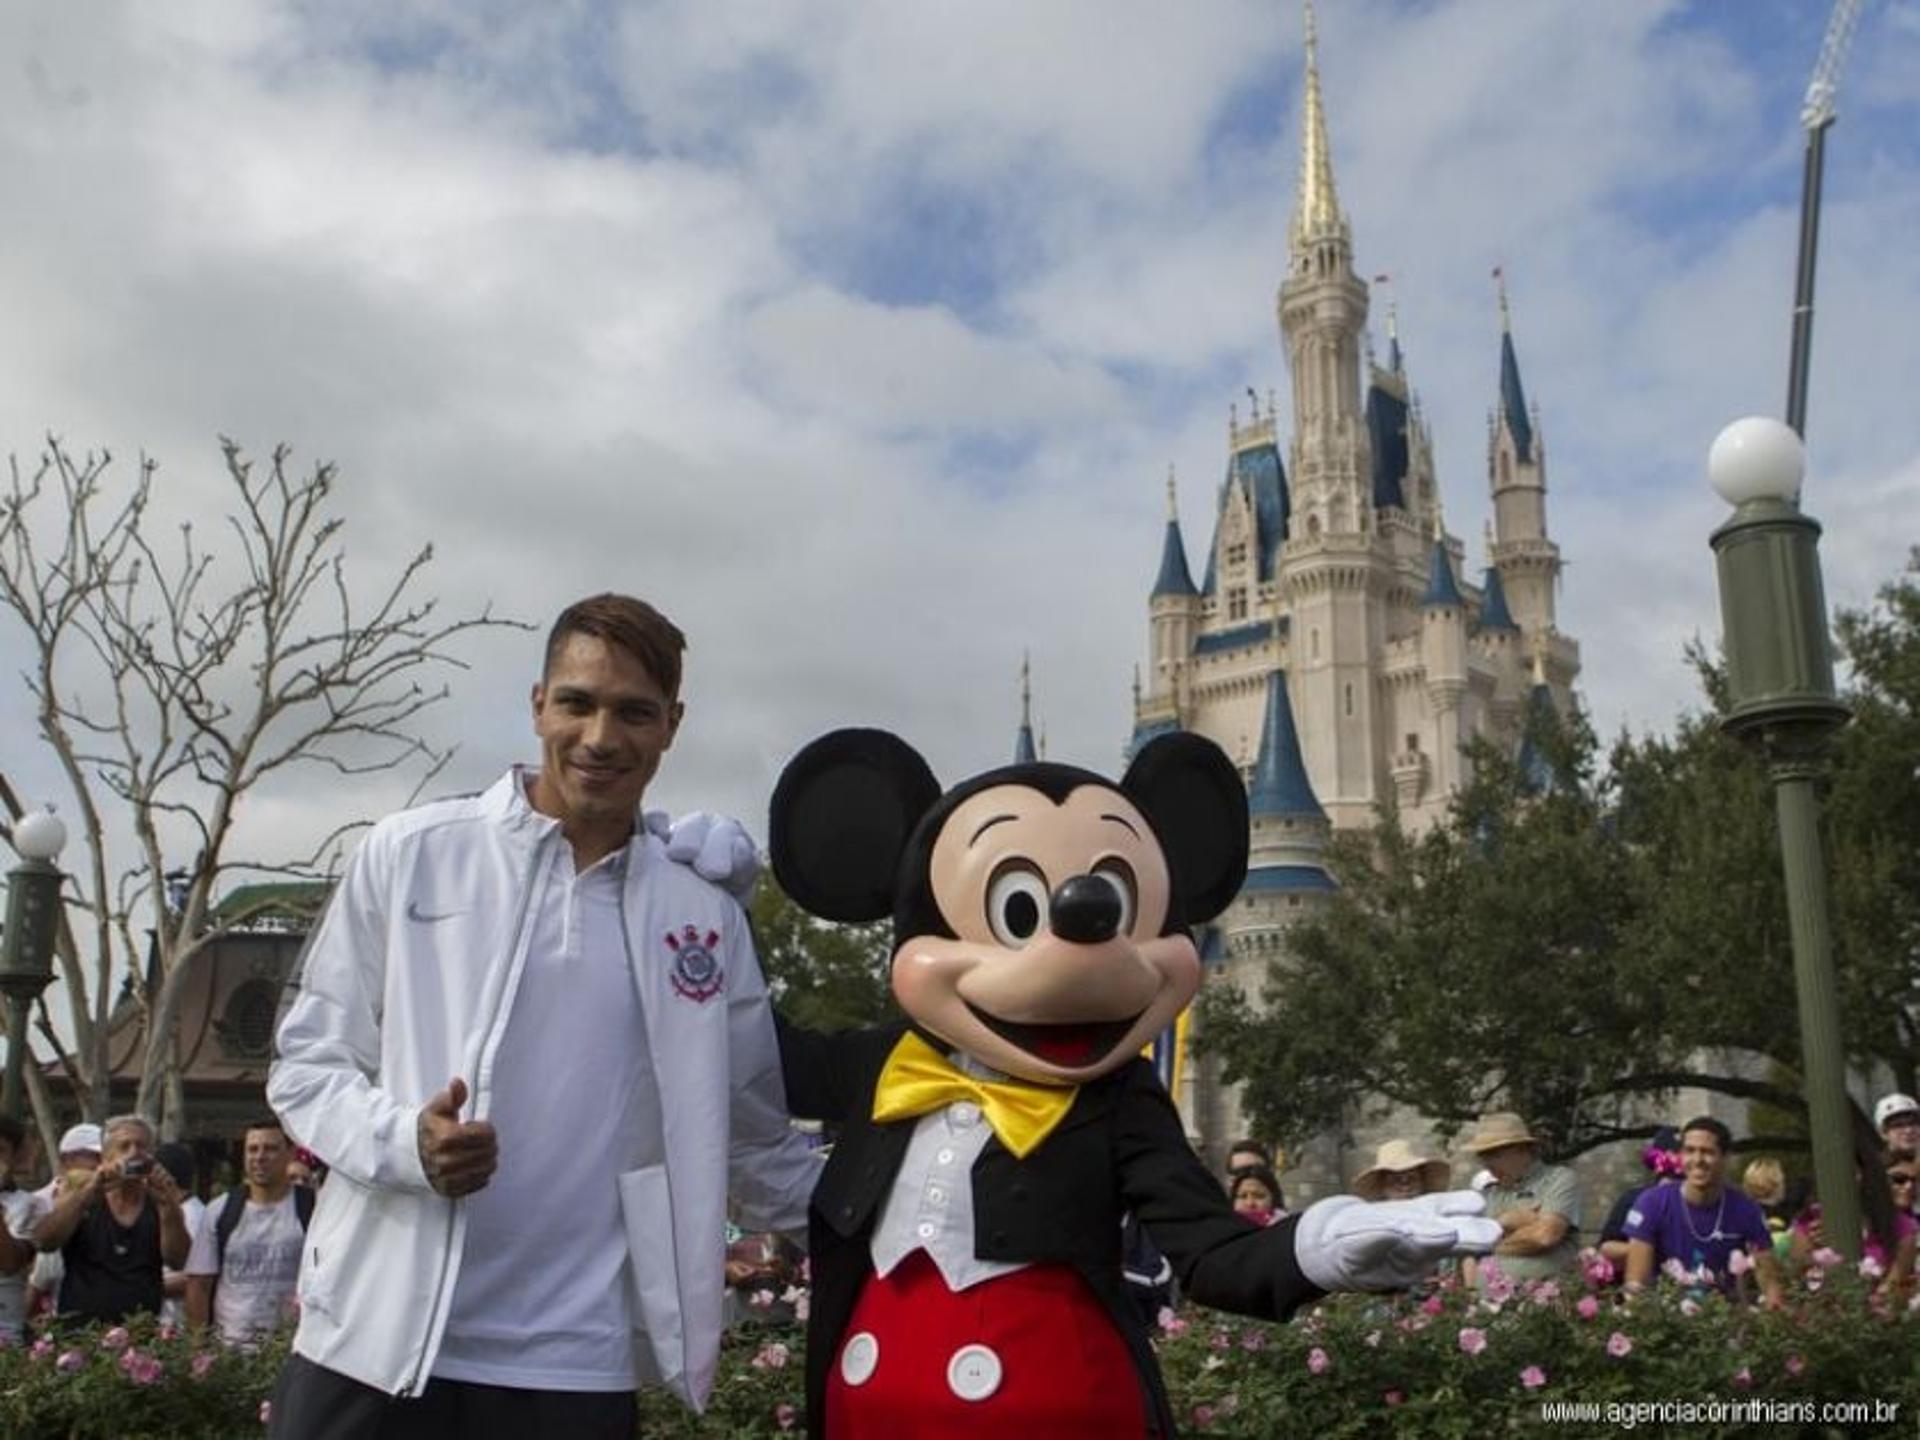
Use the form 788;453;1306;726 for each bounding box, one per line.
1487;273;1562;646
1014;654;1038;765
1419;518;1470;797
1147;469;1201;723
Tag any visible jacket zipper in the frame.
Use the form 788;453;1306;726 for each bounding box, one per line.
401;835;550;1395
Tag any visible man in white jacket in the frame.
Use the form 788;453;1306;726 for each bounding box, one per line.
267;594;817;1439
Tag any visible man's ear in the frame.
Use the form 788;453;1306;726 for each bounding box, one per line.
1122;732;1249;926
770;729;942;923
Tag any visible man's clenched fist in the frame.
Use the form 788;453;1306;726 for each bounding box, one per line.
417;1077;499;1197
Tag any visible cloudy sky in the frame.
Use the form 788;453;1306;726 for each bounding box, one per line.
1;0;1917;888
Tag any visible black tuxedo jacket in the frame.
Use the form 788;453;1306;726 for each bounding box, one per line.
777;1018;1321;1438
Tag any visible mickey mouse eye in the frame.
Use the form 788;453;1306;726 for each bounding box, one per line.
985;862;1049;948
1091;859;1137;935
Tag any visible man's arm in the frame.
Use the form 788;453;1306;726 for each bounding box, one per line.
148;1168;191;1270
1753;1247;1784;1306
267;829;435;1194
1623;1238;1655;1290
185;1275;214;1331
1493;1207;1572;1255
0;1201;35;1275
724;921;822;1234
33;1170;104;1253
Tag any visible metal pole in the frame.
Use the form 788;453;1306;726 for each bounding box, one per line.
1785;122;1829;439
1;996;26;1126
1772;757;1861;1260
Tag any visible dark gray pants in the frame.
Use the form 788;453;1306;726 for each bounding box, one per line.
268;1353;639;1440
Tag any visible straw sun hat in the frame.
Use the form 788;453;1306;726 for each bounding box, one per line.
1352;1138;1452;1200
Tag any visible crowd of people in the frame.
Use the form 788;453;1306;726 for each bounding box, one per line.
0;1112;322;1344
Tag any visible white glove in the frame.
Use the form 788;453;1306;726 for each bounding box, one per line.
1292;1190;1502;1293
648;810;760;904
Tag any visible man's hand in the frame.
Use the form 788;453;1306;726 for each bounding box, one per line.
145;1164;184;1210
651;810;760;904
417;1078;498;1197
1294;1192;1503;1293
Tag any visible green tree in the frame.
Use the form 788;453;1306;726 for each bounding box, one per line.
750;878;895;1031
1200;553;1920;1159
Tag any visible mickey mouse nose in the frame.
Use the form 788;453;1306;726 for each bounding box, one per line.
1050;874;1121;944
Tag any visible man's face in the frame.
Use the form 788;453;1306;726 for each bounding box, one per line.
1883;1112;1920;1152
1227;1148;1265;1174
104;1125;151;1173
245;1126;291;1189
531;633;682;829
1483;1142;1536;1184
1680;1128;1727;1190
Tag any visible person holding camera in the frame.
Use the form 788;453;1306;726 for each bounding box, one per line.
32;1114;191;1325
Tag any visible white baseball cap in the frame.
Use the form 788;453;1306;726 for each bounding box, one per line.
1875;1094;1920;1132
57;1123;102;1156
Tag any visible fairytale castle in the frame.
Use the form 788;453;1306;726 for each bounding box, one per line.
1125;7;1582;1181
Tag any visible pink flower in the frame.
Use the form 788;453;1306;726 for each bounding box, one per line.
191;1352;218;1380
157;1322;178;1342
118;1348;163;1386
30;1336;53;1360
1307;1346;1331;1375
1661;1258;1691;1284
1606;1331;1633;1358
775;1403;797;1432
1192;1404;1216;1428
748;1289;775;1310
1575;1295;1600;1320
1860;1254;1886;1281
1583;1254;1615;1287
99;1326;131;1351
1209;1329;1232;1351
1420;1293;1445;1315
1157;1308;1188;1337
56;1349;85;1373
1529;1280;1561;1306
1733;1367;1753;1390
1727;1248;1753;1276
1679;1298;1700;1318
794;1293;811;1321
260;1401;273;1424
1457;1327;1488;1356
1240;1329;1267;1351
1809;1246;1843;1270
1785;1354;1805;1377
1384;1389;1405;1407
1520;1365;1547;1390
750;1341;790;1371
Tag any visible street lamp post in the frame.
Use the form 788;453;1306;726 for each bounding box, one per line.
1;808;67;1126
1707;416;1859;1262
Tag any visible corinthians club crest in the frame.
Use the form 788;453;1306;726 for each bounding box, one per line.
665;923;724;1003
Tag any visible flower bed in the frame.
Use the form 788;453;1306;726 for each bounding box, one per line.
6;1253;1915;1436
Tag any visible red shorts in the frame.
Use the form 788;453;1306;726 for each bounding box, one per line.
824;1251;1147;1438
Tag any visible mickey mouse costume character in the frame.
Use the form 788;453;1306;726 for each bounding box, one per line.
771;728;1499;1438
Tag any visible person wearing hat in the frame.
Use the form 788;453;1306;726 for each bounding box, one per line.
1876;1094;1920;1158
1352;1140;1450;1204
24;1123;104;1321
1464;1112;1580;1288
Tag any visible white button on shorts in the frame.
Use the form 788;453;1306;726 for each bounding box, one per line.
840;1332;879;1387
946;1343;1003;1402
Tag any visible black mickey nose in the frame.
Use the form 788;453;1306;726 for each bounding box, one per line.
1050;874;1121;944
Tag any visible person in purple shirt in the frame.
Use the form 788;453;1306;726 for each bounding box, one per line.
1622;1117;1783;1305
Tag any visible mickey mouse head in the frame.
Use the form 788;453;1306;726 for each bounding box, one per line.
770;730;1248;1085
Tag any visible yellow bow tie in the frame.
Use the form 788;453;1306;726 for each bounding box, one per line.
871;1031;1077;1160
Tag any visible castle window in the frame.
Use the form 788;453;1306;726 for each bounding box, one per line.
1228;588;1248;621
1499;452;1511;484
1311;628;1320;660
1226;541;1248;570
1406;733;1419;753
1344;683;1354;717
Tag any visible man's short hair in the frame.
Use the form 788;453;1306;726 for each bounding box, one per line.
1227;1138;1271;1165
544;594;686;697
1680;1116;1733;1154
102;1113;155;1147
244;1116;288;1139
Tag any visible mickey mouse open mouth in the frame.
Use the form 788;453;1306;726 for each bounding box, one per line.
963;1003;1143;1069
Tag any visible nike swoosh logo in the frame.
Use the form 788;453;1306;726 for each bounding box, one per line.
406;901;461;924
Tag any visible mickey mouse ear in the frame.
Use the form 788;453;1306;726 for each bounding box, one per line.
1122;732;1249;925
769;729;942;923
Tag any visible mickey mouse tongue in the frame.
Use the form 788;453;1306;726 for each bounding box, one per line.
968;1005;1139;1069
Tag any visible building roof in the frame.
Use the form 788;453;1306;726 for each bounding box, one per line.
1422;538;1465;608
1193;619;1285;657
1151;515;1199;598
1477;564;1518;632
1248;669;1324;819
1202;442;1290;595
1500;328;1535;465
1516;680;1563;795
1366;381;1410;511
1125;715;1181;762
1242;864;1339;894
210;881;331;930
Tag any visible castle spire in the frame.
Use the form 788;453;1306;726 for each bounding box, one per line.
1249;670;1324;819
1291;0;1347;248
1151;467;1199;598
1494;266;1534;464
1014;652;1037;764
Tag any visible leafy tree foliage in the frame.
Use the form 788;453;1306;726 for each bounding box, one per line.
751;877;896;1032
1200;551;1920;1159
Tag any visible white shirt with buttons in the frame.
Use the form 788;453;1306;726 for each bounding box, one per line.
867;1059;1029;1293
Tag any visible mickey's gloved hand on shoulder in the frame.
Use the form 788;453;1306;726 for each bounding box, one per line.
648;810;760;904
